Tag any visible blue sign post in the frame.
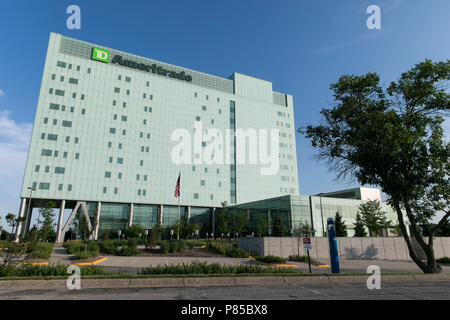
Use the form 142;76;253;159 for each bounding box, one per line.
327;218;340;274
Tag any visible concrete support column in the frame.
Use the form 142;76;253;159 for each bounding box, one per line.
186;206;191;222
56;200;66;243
14;198;27;242
94;202;101;240
159;205;164;225
129;203;134;227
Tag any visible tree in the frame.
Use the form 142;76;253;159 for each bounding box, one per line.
5;213;25;241
233;210;248;238
215;202;231;237
72;207;98;253
300;59;450;273
357;200;392;236
292;222;312;257
334;212;348;237
353;213;367;237
38;202;56;242
272;215;286;236
255;215;269;237
126;224;145;239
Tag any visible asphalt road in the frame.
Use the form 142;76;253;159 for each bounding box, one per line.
1;281;449;300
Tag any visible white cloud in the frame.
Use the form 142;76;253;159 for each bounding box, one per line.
0;110;32;230
0;89;4;97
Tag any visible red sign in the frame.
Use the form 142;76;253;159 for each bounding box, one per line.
302;237;311;244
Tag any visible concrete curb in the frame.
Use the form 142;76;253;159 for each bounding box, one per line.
0;273;449;290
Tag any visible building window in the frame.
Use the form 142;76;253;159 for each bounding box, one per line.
76;65;80;71
65;136;70;143
108;156;113;163
122;129;126;135
81;94;85;100
55;167;65;174
210;194;213;200
63;151;67;158
53;119;57;125
75;153;80;159
149;95;153;100
200;180;205;186
114;87;120;93
113;114;118;120
110;128;116;134
103;187;107;194
123;102;126;108
62;120;72;127
35;165;40;172
126;90;130;95
68;184;72;191
121;115;127;122
202;106;207;111
55;89;65;96
113;100;117;106
118;143;122;149
114;188;118;194
117;157;123;164
87;68;91;74
41;133;45;139
72;93;76;99
138;189;141;196
74;137;79;144
146;81;149;87
81;108;85;115
125;77;131;82
58;184;63;191
39;183;50;190
47;134;58;141
196;116;200;121
54;150;59;157
206;95;209;100
108;142;112;148
105;171;111;178
57;61;66;68
41;149;52;156
144;175;147;181
49;103;60;110
140;160;143;166
118;75;121;80
43;118;48;124
118;172;122;179
136;174;140;181
69;78;78;84
194;193;199;199
45;166;50;173
192;166;195;172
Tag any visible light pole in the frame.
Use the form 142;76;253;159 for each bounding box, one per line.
319;193;325;237
24;187;35;241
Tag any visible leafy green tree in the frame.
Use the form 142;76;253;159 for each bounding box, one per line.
232;210;248;238
421;220;450;237
300;59;450;273
353;213;367;237
5;213;25;241
335;212;348;237
215;202;231;236
38;202;56;242
255;215;269;237
71;207;98;253
126;224;145;239
357;200;392;236
272;215;286;236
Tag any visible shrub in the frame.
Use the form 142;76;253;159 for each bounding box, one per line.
0;264;111;277
98;241;117;254
437;257;450;264
127;238;139;249
125;224;145;239
178;240;187;252
226;247;249;258
63;241;84;254
75;251;97;260
27;242;54;259
186;241;195;250
116;246;141;256
255;255;287;264
160;241;169;254
169;240;179;253
139;260;298;275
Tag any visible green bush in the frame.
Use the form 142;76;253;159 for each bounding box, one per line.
27;242;54;259
186;241;195;250
127;238;139;249
75;251;98;260
178;240;187;252
437;257;450;264
226;246;249;258
116;246;141;256
169;240;179;253
160;241;170;254
139;260;298;275
255;255;287;264
0;264;111;277
63;241;84;254
98;241;117;254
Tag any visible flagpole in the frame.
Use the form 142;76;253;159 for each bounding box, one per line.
177;195;180;240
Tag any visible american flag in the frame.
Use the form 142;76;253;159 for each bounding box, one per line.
174;173;180;198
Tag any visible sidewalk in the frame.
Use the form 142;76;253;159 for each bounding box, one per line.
49;244;73;265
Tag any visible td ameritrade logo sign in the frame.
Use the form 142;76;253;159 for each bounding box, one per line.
90;47;192;83
91;47;109;63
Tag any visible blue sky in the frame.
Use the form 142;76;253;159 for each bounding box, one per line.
0;0;449;230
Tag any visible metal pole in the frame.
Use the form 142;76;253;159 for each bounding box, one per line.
319;194;325;237
177;197;180;240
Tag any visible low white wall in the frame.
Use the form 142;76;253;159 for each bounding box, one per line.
236;237;450;261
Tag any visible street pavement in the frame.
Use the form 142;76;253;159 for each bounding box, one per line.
1;281;449;300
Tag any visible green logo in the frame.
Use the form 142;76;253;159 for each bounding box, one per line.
92;47;109;63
